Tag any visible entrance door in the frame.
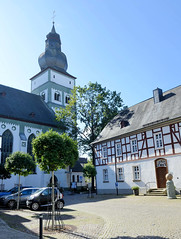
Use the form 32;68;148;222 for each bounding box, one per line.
155;159;167;188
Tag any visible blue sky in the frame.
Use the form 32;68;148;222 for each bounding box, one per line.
0;0;181;107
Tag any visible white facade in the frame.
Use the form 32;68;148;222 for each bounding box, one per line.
0;120;69;190
94;122;181;194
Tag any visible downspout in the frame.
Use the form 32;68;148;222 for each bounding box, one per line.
114;156;118;195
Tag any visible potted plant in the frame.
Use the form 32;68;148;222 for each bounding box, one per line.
132;186;139;196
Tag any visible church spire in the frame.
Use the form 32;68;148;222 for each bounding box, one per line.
38;23;68;72
51;21;56;34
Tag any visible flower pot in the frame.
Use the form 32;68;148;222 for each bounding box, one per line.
133;189;139;196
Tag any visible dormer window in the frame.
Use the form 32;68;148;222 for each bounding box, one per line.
54;91;61;102
120;120;128;128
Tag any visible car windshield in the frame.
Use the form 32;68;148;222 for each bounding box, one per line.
8;187;18;193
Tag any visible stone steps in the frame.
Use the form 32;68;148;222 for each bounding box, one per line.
146;188;167;196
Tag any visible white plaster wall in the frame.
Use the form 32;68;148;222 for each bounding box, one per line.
167;155;181;189
96;159;158;192
96;154;181;194
50;70;75;89
24;126;42;139
71;172;87;187
31;71;49;91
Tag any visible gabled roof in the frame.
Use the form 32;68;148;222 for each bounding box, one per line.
29;67;76;81
93;85;181;144
71;158;88;172
0;84;57;127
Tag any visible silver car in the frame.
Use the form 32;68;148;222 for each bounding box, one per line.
0;188;39;209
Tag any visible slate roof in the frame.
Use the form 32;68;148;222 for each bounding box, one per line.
93;85;181;144
71;157;88;172
0;84;57;127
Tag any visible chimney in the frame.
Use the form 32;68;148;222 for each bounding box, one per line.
153;88;163;104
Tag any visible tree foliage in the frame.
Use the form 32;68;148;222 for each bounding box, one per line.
0;163;11;181
5;151;35;176
56;82;124;154
83;161;97;179
5;151;35;209
32;130;78;173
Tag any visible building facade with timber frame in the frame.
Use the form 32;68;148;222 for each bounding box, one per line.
92;86;181;194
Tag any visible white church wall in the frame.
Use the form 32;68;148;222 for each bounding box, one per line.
31;70;49;91
24;126;42;139
50;70;75;90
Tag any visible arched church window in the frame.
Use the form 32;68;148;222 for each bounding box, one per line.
41;92;45;101
27;134;36;173
54;92;61;101
65;95;70;104
1;130;13;164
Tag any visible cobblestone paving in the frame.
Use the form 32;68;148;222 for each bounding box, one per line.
1;193;181;238
62;194;181;239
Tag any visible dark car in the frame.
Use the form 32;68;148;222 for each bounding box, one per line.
0;188;39;209
0;186;32;198
26;187;64;211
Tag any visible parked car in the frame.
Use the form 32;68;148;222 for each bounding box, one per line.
0;186;32;198
0;188;39;209
26;187;65;211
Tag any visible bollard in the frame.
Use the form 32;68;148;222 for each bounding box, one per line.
39;214;43;239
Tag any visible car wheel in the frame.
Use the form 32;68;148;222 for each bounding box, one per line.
56;200;64;209
7;200;16;209
31;202;39;211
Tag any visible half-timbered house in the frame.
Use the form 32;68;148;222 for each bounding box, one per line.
92;86;181;194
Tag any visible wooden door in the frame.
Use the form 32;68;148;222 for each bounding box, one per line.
155;159;167;188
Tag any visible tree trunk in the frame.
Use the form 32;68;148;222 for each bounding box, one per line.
17;175;20;210
51;171;55;229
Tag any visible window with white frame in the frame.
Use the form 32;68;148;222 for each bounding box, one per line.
133;166;140;181
117;167;124;181
54;91;61;102
103;169;109;182
131;139;138;153
102;146;108;158
154;133;163;149
115;143;122;156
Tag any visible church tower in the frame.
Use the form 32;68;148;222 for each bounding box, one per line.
30;23;76;111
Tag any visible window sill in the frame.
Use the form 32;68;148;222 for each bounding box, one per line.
103;181;109;183
117;180;124;182
133;179;141;182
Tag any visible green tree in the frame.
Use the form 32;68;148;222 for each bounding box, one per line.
5;151;35;209
83;161;97;180
56;82;124;188
32;130;78;229
0;164;11;191
83;161;97;198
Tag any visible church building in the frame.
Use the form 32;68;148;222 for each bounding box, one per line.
0;24;76;190
93;86;181;195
